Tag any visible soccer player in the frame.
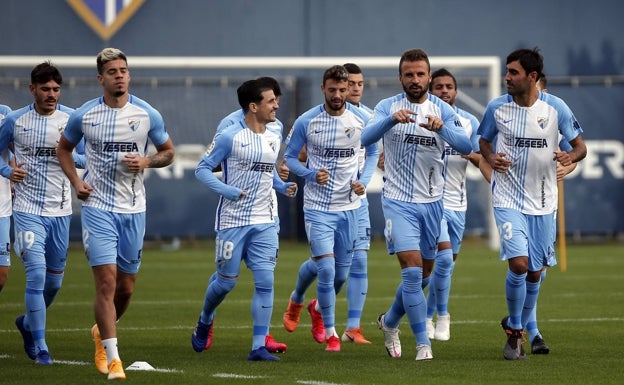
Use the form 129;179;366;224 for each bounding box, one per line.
199;76;288;354
57;48;175;379
0;63;80;365
0;104;11;295
282;65;377;352
190;79;297;361
341;63;375;344
425;68;482;341
361;48;472;361
478;48;586;360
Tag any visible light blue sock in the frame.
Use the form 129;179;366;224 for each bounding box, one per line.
505;269;527;330
316;257;335;329
426;275;437;318
43;271;64;308
291;259;317;304
24;265;48;353
522;280;541;330
401;267;429;346
346;250;367;329
251;269;273;350
384;283;405;328
527;269;548;341
433;248;453;316
200;274;236;325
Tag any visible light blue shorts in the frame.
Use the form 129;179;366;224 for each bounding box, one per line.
0;216;11;267
381;196;443;260
81;206;145;274
13;212;70;270
493;207;557;271
215;222;278;277
438;209;466;254
354;201;371;251
303;208;357;268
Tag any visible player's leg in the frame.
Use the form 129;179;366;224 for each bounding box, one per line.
13;212;51;363
192;227;243;352
523;213;555;354
82;207;124;376
246;223;280;361
342;203;371;343
43;215;71;308
495;208;529;360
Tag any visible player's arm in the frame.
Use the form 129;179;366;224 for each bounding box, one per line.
195;134;243;200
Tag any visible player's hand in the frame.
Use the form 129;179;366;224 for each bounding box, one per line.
420;115;443;131
285;182;297;197
351;181;365;196
377;152;385;171
9;162;27;183
488;152;512;173
237;190;247;200
277;159;289;181
316;168;329;185
553;151;573;167
122;154;148;173
75;181;94;201
392;109;417;124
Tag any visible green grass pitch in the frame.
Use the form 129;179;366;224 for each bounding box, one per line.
1;239;622;384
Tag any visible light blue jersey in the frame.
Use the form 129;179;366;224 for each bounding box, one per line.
63;95;170;213
0;104;74;216
362;93;472;203
217;109;284;221
442;107;480;211
196;121;289;230
478;92;583;215
285;103;376;211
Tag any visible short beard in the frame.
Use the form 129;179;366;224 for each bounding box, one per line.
113;90;125;97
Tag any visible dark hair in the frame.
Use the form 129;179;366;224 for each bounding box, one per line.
256;76;282;97
429;68;457;91
506;47;543;79
31;61;63;85
237;79;274;113
322;65;349;85
96;47;128;75
343;63;363;75
399;48;430;74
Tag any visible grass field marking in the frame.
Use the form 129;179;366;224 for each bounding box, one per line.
213;373;270;379
296;380;351;385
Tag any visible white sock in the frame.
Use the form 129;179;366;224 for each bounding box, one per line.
102;338;120;364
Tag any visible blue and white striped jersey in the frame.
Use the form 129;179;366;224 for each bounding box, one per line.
361;93;472;203
443;107;480;211
63;95;170;213
196;121;284;230
0;105;11;217
285;103;374;212
217;109;284;220
478;92;583;215
0;104;74;216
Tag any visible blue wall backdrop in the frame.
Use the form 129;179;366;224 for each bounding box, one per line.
0;0;622;240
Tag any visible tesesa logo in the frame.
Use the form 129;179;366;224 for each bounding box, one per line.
67;0;145;40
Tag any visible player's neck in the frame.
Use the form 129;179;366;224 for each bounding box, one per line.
244;116;266;134
513;88;539;107
103;92;129;109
